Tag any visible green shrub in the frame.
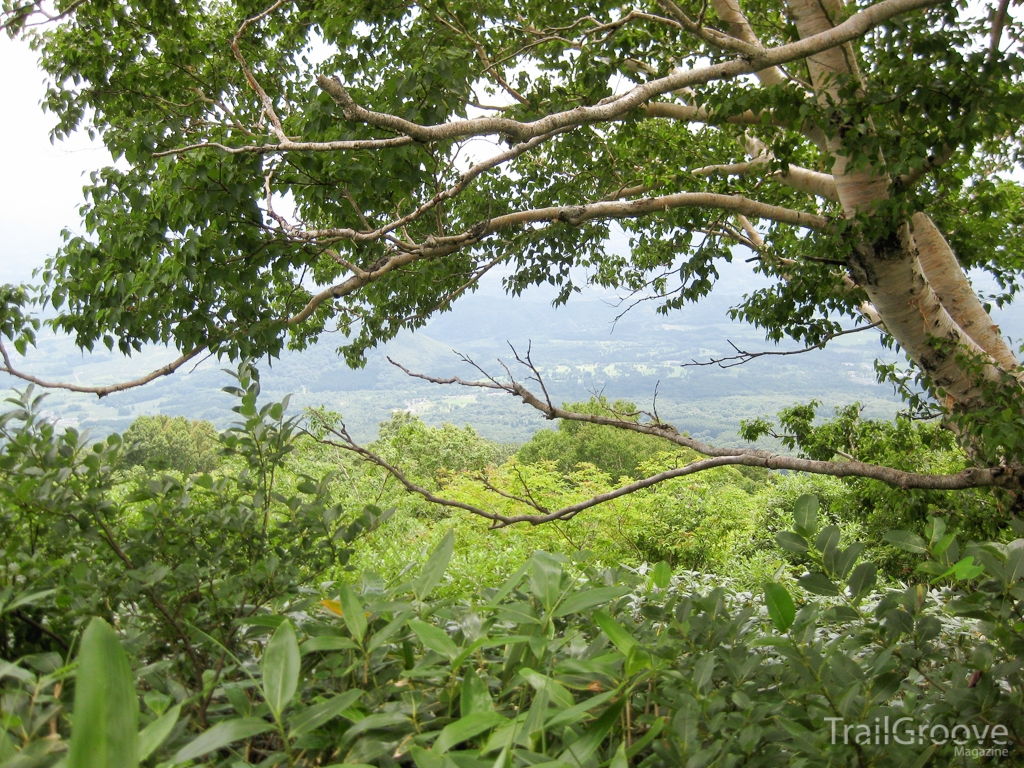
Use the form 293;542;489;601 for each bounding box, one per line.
4;496;1024;766
120;414;220;475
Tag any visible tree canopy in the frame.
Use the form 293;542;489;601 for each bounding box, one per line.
2;0;1023;499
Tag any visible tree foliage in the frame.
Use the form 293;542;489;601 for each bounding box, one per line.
1;0;1022;493
120;414;220;475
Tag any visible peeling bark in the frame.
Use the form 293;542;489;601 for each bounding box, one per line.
912;212;1020;372
786;0;1017;409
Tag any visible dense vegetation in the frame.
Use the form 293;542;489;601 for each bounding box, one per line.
1;366;1022;766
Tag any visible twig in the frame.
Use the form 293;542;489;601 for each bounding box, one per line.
683;322;883;368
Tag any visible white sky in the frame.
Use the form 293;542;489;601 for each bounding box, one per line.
0;38;112;285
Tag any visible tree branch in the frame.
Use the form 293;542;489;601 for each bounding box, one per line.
0;342;206;398
316;0;938;144
682;321;883;368
377;354;1020;505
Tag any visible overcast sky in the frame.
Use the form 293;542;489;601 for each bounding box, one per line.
0;39;114;286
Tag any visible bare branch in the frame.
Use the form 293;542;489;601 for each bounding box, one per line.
683;321;883;368
380;356;1020;506
231;0;290;144
151;136;416;158
0;341;206;398
990;0;1011;61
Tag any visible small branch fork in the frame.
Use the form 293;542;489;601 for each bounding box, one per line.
684;321;883;368
310;351;1020;529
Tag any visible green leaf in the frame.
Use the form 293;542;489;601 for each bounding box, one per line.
301;635;361;654
814;525;840;554
652;561;672;589
610;740;629;768
594;610;637;655
692;654;716;690
529;551;564;612
624;646;654;677
434;711;507;753
460;667;493;716
138;703;180;761
775;531;808;553
932;556;985;583
793;494;818;536
485;561;529;607
409;619;459;660
173;718;275;762
763;583;795;632
559;698;625;764
847;562;876;599
798;572;840;596
288;689;363;737
552;586;631;617
342;711;413;740
263;619;300;719
67;617;139;768
519;667;576;709
835;543;864;579
2;588;56;613
545;688;619;730
883;530;928;555
413;529;455;601
338;584;367;644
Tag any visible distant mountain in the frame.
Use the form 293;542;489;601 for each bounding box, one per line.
10;275;990;445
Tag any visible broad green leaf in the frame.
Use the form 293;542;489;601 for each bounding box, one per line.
460;667;493;716
625;646;654;677
529;551;564;612
289;689;363;737
814;525;840;554
775;531;808;553
409;744;448;768
545;688;619;730
932;556;985;583
138;703;180;761
173;718;275;762
413;529;455;601
409;619;459;660
798;572;840;596
552;586;631;617
1006;544;1024;583
692;654;716;690
835;543;865;579
338;584;367;644
301;635;361;654
651;561;672;588
763;583;795;632
847;562;877;599
793;494;818;536
594;610;637;655
610;741;629;768
434;711;507;753
485;561;529;607
263;619;300;718
67;617;139;768
342;711;413;740
519;667;575;709
883;530;928;555
559;698;625;764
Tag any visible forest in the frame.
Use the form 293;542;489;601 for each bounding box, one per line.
1;364;1021;766
4;0;1024;765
